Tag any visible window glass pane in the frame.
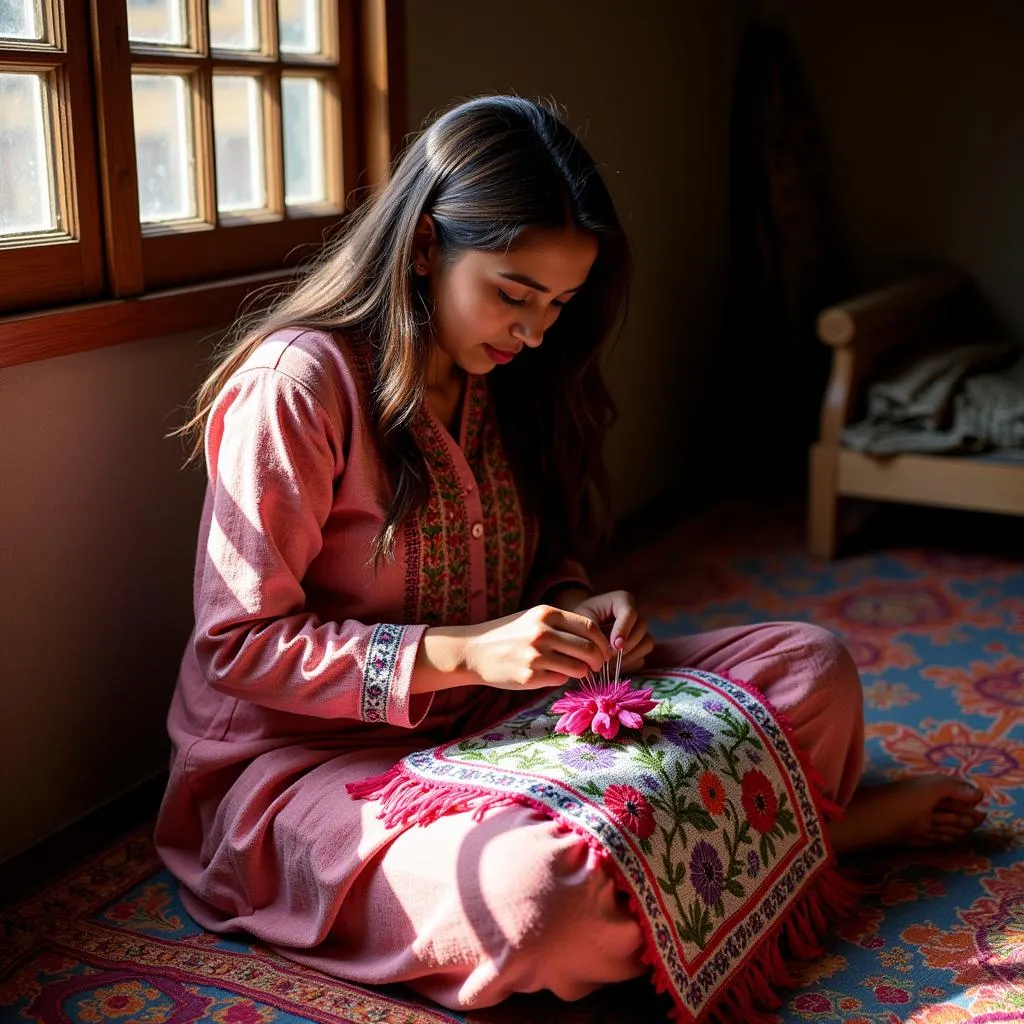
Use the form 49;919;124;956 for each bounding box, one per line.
282;77;325;205
127;0;187;47
0;72;56;236
209;0;260;51
0;0;42;41
132;74;197;222
279;0;320;55
213;75;266;213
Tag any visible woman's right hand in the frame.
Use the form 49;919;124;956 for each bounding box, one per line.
463;604;612;691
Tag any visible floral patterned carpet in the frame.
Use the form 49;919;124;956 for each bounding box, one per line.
1;501;1022;1024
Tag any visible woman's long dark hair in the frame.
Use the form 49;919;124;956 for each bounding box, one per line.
180;95;630;564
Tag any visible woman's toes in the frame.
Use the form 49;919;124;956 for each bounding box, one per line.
931;811;978;832
944;781;985;805
936;803;987;826
910;829;955;847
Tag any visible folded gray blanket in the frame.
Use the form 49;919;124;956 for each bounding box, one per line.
843;342;1024;455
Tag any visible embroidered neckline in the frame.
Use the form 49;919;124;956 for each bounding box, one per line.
344;342;532;626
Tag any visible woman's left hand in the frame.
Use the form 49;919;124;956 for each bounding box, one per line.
571;590;655;674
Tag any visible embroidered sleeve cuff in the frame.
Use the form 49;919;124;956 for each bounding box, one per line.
360;622;431;728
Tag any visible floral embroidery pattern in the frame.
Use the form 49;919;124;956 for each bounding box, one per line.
476;402;527;619
863;679;920;710
346;341;548;626
100;883;183;934
742;768;780;836
360;624;405;722
901;861;1024;987
923;657;1024;731
699;771;727;815
810;580;1005;645
394;369;529;626
605;784;657;839
409;411;472;626
74;981;168;1022
558;743;616;771
844;636;921;675
870;719;1024;807
379;669;832;1021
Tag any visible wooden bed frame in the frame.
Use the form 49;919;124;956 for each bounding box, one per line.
808;270;1024;558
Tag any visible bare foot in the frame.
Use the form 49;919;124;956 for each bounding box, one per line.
828;775;986;856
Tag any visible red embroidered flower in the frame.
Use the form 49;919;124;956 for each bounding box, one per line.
604;784;656;839
218;1004;271;1024
793;993;832;1013
873;985;910;1005
698;771;726;815
740;769;778;833
106;901;138;921
551;679;658;740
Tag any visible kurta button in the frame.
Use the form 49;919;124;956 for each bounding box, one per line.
465;480;475;492
471;522;484;539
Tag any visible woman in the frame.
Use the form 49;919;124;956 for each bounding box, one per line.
156;95;985;1013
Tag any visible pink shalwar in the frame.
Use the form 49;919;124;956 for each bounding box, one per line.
155;329;865;1011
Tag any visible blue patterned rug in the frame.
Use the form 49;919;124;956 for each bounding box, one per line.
2;503;1021;1023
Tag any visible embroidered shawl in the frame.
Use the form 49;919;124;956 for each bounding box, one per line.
350;669;856;1023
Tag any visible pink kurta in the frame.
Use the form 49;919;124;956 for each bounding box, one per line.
156;328;865;1010
156;328;587;930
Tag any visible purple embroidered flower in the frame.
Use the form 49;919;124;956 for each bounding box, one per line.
747;850;761;878
379;632;393;643
703;699;726;713
638;772;661;792
689;841;725;906
366;684;383;699
559;744;616;771
661;720;714;755
483;732;506;741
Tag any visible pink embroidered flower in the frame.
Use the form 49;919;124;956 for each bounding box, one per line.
106;901;138;921
873;985;910;1005
550;679;658;740
604;784;656;838
793;993;832;1013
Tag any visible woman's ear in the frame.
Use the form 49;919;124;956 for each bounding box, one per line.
412;214;437;275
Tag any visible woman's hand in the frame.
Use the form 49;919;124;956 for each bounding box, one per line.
461;604;613;691
571;590;654;674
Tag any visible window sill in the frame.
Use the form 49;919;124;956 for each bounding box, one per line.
0;270;292;370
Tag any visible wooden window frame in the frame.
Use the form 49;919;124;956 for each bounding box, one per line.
0;0;105;311
0;0;405;370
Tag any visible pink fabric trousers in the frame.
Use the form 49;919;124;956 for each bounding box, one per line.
291;622;866;1010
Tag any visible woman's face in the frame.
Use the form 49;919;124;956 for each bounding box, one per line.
418;223;598;378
